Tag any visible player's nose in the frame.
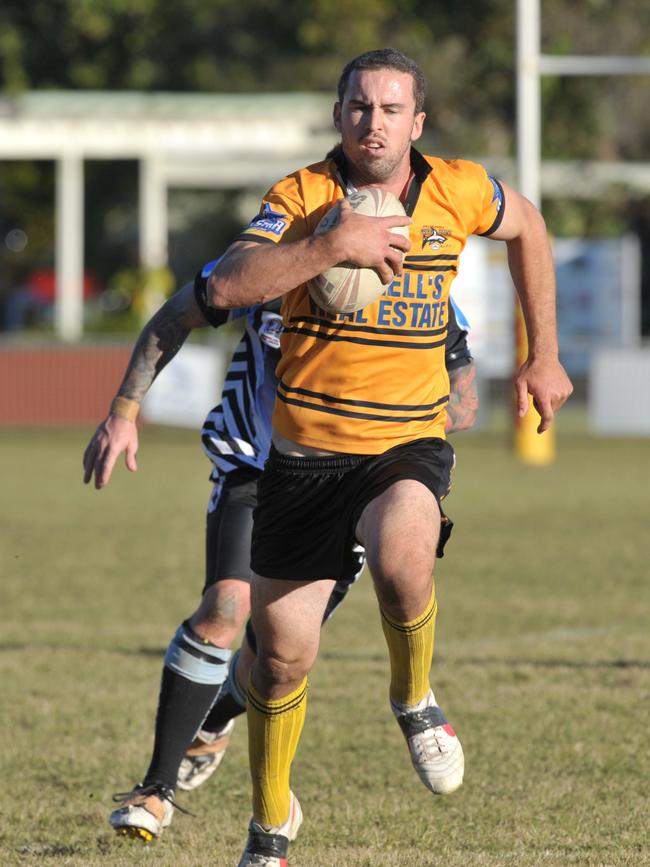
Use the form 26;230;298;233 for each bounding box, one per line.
365;106;384;131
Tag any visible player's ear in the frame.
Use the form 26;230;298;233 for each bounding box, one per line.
411;111;426;142
333;102;342;132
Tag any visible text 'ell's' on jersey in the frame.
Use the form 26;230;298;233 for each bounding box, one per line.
194;256;473;495
238;148;503;455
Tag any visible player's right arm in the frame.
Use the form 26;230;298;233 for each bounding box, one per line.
208;199;411;309
82;281;209;490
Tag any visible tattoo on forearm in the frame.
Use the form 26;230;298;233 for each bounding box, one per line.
117;295;192;402
446;362;479;433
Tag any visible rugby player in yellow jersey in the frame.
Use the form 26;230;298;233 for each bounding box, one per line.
208;48;573;867
86;276;474;843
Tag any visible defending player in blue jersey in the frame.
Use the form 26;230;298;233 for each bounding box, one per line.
82;260;479;842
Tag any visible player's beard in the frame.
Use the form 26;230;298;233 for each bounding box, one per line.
345;139;412;186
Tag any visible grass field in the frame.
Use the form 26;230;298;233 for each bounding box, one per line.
1;421;649;867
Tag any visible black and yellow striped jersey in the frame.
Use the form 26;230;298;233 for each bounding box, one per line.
238;147;503;454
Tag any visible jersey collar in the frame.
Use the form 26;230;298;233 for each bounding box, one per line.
331;146;431;217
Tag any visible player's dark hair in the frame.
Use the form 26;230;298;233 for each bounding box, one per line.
337;48;426;114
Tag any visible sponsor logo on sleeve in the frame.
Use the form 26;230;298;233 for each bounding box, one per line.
489;177;503;213
247;203;289;236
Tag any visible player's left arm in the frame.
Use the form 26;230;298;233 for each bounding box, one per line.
487;181;573;432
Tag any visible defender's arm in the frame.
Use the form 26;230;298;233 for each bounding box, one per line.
82;282;209;489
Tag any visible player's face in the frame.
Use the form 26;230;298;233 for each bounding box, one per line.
334;68;425;185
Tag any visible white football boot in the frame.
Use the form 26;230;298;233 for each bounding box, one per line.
109;783;175;842
392;689;464;795
237;791;303;867
176;719;235;791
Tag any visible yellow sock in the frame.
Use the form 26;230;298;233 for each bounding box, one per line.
380;584;437;707
247;676;308;827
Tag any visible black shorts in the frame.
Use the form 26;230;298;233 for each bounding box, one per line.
204;469;259;591
251;437;455;582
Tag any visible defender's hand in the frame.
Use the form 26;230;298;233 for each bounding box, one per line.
82;415;139;489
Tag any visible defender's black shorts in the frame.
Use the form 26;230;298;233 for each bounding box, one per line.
251;437;455;582
204;469;259;591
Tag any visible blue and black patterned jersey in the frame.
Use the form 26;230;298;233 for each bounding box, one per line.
194;260;282;480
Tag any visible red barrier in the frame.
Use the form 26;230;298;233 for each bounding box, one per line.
0;345;132;426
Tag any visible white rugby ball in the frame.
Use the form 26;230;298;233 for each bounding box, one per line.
308;187;409;314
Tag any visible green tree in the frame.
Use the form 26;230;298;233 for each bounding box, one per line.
1;0;649;329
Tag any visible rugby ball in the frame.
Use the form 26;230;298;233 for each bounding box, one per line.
308;188;409;314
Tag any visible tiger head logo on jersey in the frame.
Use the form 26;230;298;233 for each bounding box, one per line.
421;227;450;250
